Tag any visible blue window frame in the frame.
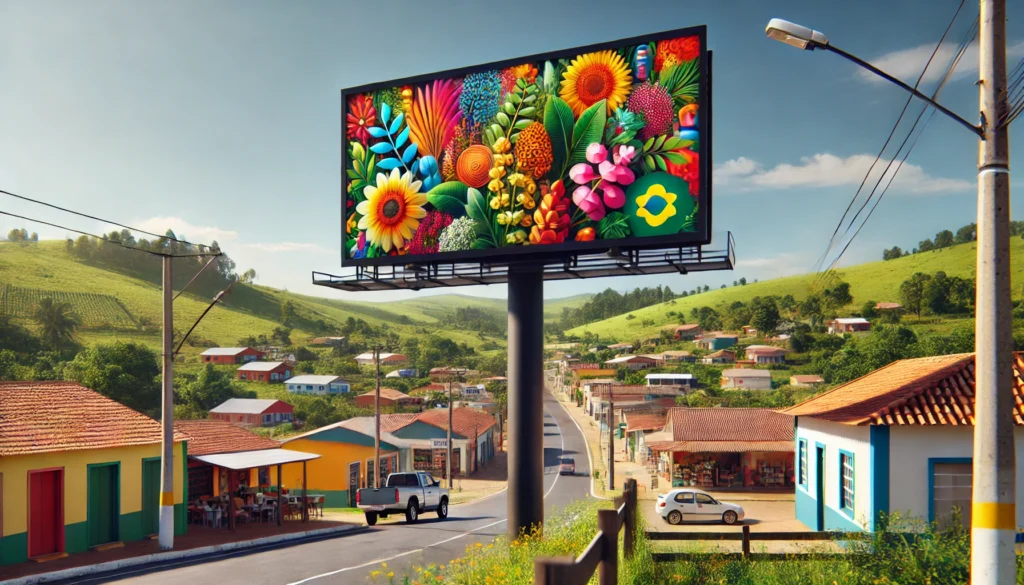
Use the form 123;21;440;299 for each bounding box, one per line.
839;450;855;514
798;439;808;487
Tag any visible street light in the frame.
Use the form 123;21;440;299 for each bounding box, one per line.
767;6;1013;584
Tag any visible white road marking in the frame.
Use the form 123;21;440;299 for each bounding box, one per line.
549;389;608;500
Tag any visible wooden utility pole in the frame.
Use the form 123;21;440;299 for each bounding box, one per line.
374;345;381;488
447;378;454;488
607;384;615;492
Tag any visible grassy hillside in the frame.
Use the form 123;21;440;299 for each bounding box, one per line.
0;241;589;354
567;239;1024;341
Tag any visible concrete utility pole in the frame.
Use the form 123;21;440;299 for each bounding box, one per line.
447;378;453;489
159;256;174;550
374;345;381;489
607;384;615;492
973;0;1014;582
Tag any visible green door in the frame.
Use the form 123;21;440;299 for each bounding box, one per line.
141;460;161;536
88;464;119;546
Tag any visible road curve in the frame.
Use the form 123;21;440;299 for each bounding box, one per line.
57;391;590;584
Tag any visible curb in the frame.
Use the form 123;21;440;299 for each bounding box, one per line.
548;388;610;501
6;525;360;585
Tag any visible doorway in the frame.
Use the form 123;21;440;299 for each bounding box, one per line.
348;462;360;507
87;463;120;547
28;469;64;558
141;459;161;536
815;445;825;531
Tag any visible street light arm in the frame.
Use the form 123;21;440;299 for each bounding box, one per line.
173;284;232;356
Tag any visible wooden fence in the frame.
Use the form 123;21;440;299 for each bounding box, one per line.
648;527;923;562
534;478;638;585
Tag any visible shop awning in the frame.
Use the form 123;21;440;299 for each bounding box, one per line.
192;448;320;470
645;440;794;453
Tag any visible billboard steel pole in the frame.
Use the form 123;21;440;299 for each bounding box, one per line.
507;266;544;540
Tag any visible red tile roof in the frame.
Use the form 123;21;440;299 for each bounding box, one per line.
174;420;280;456
358;388;417;401
625;412;668;432
790;375;825;384
647;440;793;453
417;407;497;438
675;324;701;332
379;413;420;433
668;408;794;442
782;352;1024;426
0;381;185;457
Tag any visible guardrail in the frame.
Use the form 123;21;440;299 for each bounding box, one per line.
533;478;638;585
647;527;924;561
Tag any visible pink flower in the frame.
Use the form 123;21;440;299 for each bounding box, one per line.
601;183;625;209
570;142;636;221
586;143;607;164
613;144;636;166
572;185;606;221
569;163;600;184
598;160;635;185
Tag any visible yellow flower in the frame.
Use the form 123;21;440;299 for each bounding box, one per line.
488;166;506;179
506;173;526;187
381;563;387;569
516;193;536;209
560;50;632;116
512;210;525;224
492;137;511;154
497;211;515;226
506;230;527;244
635;184;678;227
346;214;358;233
386;572;394;579
439;565;445;570
487;179;503;193
356;168;427;253
370;570;381;578
490;193;510;209
526;180;537;195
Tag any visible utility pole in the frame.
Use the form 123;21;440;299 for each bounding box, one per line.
374;345;381;489
158;256;174;550
447;377;454;489
607;384;615;492
973;1;1014;582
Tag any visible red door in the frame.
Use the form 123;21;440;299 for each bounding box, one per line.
28;469;64;558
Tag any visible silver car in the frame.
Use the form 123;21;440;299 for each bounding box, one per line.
655;488;745;525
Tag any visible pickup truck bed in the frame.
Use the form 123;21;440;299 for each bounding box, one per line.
357;471;449;525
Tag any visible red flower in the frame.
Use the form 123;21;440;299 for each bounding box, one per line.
666;148;700;198
346;94;377;143
530;180;570;245
406;211;453;255
655;36;701;72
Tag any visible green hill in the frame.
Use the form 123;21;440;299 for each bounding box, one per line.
566;239;1024;341
0;241;589;354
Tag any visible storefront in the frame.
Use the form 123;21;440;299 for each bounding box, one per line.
654;446;794;489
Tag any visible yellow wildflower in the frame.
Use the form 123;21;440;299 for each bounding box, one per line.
492;137;511;154
503;153;515;165
516;192;536;209
386;572;394;579
488;166;506;179
487;178;503;193
370;570;381;578
490;193;510;209
507;173;526;187
381;563;387;569
526;180;537;195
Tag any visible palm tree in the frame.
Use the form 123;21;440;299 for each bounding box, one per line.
33;297;80;349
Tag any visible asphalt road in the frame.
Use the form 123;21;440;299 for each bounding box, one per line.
61;391;591;584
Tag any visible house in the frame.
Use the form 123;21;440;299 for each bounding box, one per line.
429;366;470;381
209;398;294;427
285;375;350;395
661;350;696;363
201;346;265;365
354;352;408;367
386;368;419;378
742;326;759;337
309;336;347;347
608;342;634;352
744;345;788;365
646;373;697;390
584;384;682;421
828;317;871;335
701;349;736;365
378;408;498;478
721;368;773;390
645;407;794;489
790;375;825;387
174;420;282;501
674;324;702;340
782;352;1024;533
0;382;187;566
237;361;292;382
354;388;423;408
624;411;668;462
604;355;659;370
696;333;739;351
874;302;903;312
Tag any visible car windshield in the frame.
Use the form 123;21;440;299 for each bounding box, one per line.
424;474;437;486
560;458;574;465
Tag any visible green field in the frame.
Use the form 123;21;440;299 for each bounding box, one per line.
0;241;590;354
566;239;1024;341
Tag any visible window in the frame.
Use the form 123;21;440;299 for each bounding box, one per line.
263;414;272;424
695;493;716;505
799;440;808;487
840;451;855;513
674;492;694;504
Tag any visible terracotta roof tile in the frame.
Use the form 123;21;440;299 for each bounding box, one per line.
625;412;668;432
647;440;793;453
416;407;496;438
668;408;794;442
174;420;280;456
358;388;417;401
0;381;185;456
791;375;825;384
379;413;420;433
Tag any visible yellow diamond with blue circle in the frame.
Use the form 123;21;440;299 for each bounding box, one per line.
624;172;695;236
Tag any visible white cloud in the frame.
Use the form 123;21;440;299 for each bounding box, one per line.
133;216;238;244
714;153;971;195
858;40;1024;86
242;242;332;254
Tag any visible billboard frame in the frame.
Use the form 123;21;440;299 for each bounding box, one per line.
341;25;711;268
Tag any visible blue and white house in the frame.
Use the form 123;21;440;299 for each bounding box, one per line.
783;352;1024;535
285;374;350;395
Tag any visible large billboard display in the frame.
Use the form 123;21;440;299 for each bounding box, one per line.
342;26;709;266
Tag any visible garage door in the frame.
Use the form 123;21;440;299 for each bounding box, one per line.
933;462;972;530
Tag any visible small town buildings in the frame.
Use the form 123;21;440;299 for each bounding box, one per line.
828;317;871;335
201;346;265;365
721;368;773;390
660;350;696;363
646;373;697;390
696;333;739;351
285;375;350;395
354;388;423;408
237;361;292;382
368;408;498;479
604;355;659;370
209;398;294;427
674;324;702;340
783;352;1024;533
174;420;282;500
386;368;419;378
742;326;759;337
354;352;408;367
701;349;736;365
584;384;681;421
790;375;825;387
744;345;788;365
645;407;795;490
0;382;187;566
309;336;347;347
608;342;634;351
624;411;669;462
429;366;470;381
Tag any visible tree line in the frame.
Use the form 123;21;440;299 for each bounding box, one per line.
557;286;679;331
882;221;1024;260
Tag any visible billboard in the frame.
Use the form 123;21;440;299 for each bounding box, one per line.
342;26;709;266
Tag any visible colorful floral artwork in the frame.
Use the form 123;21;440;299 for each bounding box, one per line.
344;29;706;263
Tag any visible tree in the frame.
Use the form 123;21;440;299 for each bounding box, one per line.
923;271;952;314
822;281;853;310
33;297;80;350
63;342;161;416
750;297;780;337
934;230;954;249
882;246;903;261
899;273;931;317
271;326;292;346
281;301;298;326
703;285;710;293
739;277;747;286
799;294;824;328
240;268;258;284
176;364;252;416
690;307;722;331
861;300;878;320
724;302;751;331
918;238;935;252
955;223;977;244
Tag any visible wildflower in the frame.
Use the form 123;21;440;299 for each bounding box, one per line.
386;572;393;579
345;93;377;143
491;136;512;154
437;216;477;252
488;166;506;180
506;230;527;244
569;143;634;221
370;570;381;578
487;179;503;193
514;122;554;179
520;214;533;227
490;192;510;209
406;211;453;255
460;71;501;127
506;173;527;188
516;192;536;210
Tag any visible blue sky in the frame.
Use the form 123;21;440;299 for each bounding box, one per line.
2;0;1021;302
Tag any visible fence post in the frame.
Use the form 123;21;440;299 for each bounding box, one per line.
742;525;750;559
534;557;576;585
598;509;618;585
623;478;637;559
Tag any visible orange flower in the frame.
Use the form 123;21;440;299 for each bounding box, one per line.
575;227;596;242
529;180;570;245
655;36;700;71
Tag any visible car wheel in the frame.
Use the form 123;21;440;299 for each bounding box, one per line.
437;497;449;519
406;499;419;523
722;510;738;525
365;512;378;526
667;510;683;525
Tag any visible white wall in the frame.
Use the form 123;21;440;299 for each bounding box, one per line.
796;418;872;528
723;376;772;390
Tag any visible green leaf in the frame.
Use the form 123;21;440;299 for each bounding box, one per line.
544;96;574;181
518;106;537;118
643;137;656;152
496;112;511;127
522;94;537;104
643;155;656;172
346;169;360;180
598;212;631;240
516;78;527;89
509;93;522;106
351;142;365;161
568;100;607;168
428;194;468;217
654;154;668;172
426;181;470;202
654;135;667;151
543;61;557;93
513;118;533;130
491;123;503;136
663;152;688;165
466;188;489;223
471;239;492;250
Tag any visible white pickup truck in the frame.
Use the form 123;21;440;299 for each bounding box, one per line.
356;471;449;526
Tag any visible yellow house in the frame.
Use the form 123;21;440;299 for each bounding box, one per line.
0;382;186;567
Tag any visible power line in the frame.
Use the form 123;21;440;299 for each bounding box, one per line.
0;188;200;247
